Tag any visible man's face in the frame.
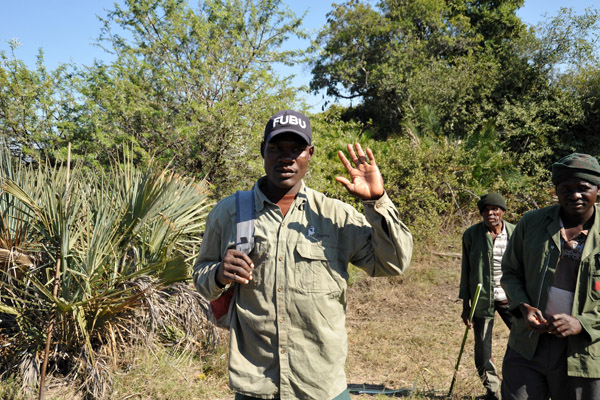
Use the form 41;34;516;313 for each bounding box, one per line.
556;178;599;219
481;205;505;230
262;132;313;192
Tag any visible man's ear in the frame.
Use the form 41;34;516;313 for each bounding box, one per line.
307;145;314;159
260;141;265;158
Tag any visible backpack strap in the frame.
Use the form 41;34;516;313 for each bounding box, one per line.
235;190;255;255
211;190;255;329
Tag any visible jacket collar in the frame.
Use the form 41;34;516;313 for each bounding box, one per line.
546;204;600;260
546;205;562;251
582;204;600;261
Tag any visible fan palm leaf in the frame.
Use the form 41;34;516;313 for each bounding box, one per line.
0;144;212;396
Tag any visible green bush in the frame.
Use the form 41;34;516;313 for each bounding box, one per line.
304;107;555;243
0;144;217;397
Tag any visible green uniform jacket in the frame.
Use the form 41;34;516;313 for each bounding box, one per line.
459;221;516;318
193;178;413;400
501;204;600;378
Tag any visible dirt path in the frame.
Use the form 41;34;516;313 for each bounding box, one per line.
345;250;510;399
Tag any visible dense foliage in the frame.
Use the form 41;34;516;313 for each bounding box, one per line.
1;0;598;228
306;107;547;240
311;0;530;135
1;1;599;232
311;1;600;174
1;0;307;192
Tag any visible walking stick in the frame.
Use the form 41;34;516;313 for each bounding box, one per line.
448;283;482;397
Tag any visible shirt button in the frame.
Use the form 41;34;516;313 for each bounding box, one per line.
281;349;286;354
278;256;283;261
277;287;283;292
279;318;285;323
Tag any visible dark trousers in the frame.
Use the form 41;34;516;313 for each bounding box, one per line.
472;300;513;396
502;334;600;400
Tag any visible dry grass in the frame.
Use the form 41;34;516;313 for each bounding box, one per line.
2;232;512;400
345;239;510;400
181;233;511;400
109;344;229;400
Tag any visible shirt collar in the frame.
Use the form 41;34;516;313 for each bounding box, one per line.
254;177;308;211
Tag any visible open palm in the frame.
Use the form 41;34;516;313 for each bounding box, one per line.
335;143;384;200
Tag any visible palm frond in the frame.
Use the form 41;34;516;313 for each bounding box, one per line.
0;144;214;396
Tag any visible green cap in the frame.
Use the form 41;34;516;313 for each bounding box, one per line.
477;193;506;212
551;153;600;186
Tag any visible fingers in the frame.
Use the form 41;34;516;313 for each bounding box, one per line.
344;143;373;168
336;151;356;188
546;314;582;337
546;317;568;337
526;309;548;331
221;249;254;284
337;143;383;199
461;316;471;328
352;143;367;165
337;150;353;172
532;309;547;324
365;147;377;166
335;175;352;188
345;143;359;166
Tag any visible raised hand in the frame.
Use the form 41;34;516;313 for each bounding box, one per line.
335;143;384;200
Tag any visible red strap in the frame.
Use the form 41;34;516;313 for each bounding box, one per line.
210;287;235;318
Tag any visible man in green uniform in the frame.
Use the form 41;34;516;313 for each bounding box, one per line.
459;193;515;400
193;110;413;400
501;153;600;400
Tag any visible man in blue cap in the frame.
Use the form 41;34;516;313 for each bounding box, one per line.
193;110;413;400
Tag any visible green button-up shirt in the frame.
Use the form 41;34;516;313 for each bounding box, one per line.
193;178;413;399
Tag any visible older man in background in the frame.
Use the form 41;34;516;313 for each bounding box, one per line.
459;193;515;400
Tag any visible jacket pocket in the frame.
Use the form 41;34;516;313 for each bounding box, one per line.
294;241;341;294
570;332;600;359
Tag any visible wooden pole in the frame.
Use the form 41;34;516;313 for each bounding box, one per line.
448;283;482;397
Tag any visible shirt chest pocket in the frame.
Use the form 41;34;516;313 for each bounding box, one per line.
293;241;342;294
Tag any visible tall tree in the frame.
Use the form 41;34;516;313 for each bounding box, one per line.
1;0;307;193
310;0;531;137
493;6;600;177
0;40;78;161
77;0;307;190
